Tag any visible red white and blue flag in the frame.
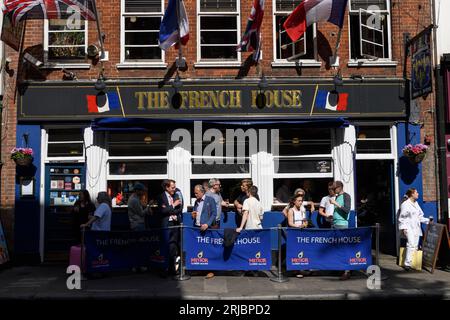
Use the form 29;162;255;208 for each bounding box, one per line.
159;0;189;50
1;0;97;25
237;0;265;61
283;0;348;42
86;92;120;113
315;90;348;111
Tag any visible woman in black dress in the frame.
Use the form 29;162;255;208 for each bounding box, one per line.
73;190;96;243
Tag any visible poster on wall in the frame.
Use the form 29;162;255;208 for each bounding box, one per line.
0;218;10;265
410;25;433;99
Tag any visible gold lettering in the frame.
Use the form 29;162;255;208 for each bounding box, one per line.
209;91;219;108
146;92;159;109
200;91;211;108
292;90;302;108
219;91;229;108
229;90;241;108
273;90;282;108
282;90;293;107
189;91;201;109
180;91;189;109
160;91;169;109
135;92;147;111
250;90;258;108
265;91;273;108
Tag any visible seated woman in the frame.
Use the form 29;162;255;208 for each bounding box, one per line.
287;194;309;278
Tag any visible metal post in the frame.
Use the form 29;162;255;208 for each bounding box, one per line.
174;223;190;281
270;224;289;283
80;227;87;280
92;0;106;60
375;223;380;267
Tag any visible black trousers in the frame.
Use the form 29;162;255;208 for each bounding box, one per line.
167;221;180;273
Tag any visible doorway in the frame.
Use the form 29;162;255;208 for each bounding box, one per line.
356;160;396;255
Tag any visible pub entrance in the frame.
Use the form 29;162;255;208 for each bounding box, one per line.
356;160;396;255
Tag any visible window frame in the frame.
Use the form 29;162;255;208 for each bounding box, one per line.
196;0;241;66
347;0;393;64
44;126;86;162
355;123;395;160
272;0;320;67
119;0;166;67
43;18;88;67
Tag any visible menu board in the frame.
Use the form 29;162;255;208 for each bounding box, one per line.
422;223;450;273
49;167;83;206
0;219;10;265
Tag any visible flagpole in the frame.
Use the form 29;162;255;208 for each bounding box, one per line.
92;0;105;60
331;27;343;68
176;0;184;69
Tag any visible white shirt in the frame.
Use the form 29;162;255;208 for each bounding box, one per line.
398;199;429;236
292;206;307;227
242;197;264;230
319;195;335;217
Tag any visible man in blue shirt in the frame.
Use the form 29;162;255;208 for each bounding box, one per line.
80;192;112;231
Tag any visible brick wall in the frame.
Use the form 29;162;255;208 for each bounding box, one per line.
0;0;438;250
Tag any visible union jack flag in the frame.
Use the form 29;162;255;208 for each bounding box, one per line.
1;0;97;25
236;0;265;62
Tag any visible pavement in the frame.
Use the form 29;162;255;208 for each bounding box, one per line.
0;254;449;300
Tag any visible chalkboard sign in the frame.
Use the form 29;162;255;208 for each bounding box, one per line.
422;223;450;273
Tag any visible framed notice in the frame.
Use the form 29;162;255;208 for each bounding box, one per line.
410;25;433;99
20;177;35;198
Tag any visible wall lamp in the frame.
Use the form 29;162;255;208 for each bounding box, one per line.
256;74;268;109
172;72;183;109
95;73;106;91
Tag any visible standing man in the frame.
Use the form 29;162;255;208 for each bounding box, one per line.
128;182;150;231
192;184;217;279
329;180;352;280
158;179;184;276
318;182;335;228
206;178;228;227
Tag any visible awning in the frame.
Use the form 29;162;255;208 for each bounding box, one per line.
91;117;349;131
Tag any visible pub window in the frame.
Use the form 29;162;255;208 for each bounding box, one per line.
198;0;240;61
356;125;391;154
107;131;168;208
189;178;246;206
349;0;391;60
44;5;88;62
47;128;84;158
273;128;333;205
121;0;164;62
273;0;316;62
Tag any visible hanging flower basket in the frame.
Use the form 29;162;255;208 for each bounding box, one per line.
11;147;33;166
402;144;427;164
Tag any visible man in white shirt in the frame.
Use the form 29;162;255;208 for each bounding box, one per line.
318;182;335;228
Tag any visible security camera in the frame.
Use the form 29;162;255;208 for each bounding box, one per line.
23;53;43;68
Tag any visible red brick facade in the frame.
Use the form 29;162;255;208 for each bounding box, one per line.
0;0;437;251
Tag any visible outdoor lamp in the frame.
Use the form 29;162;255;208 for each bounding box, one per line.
256;74;268;109
95;73;106;91
172;72;183;109
333;73;343;88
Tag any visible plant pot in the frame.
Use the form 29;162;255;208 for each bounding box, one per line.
407;153;426;164
14;157;32;166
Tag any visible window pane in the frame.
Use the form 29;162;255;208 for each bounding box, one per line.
125;16;161;30
350;0;387;10
273;178;333;204
276;0;302;12
125;47;162;60
275;159;333;174
125;0;161;12
192;159;249;174
278;129;332;156
200;0;237;12
48;144;84;157
49;32;85;46
108;132;168;156
200;16;237;29
49;20;85;31
201;31;237;45
108;179;164;207
201;46;237;59
350;13;389;59
356;140;391;153
48;128;84;142
125;31;159;45
356;126;390;138
276;17;314;60
109;161;167;175
189;178;243;204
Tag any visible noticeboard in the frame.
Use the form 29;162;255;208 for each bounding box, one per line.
422;223;450;273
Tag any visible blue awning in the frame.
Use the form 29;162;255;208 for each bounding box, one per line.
91;117;349;131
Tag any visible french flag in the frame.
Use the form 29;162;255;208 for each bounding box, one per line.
283;0;348;42
315;90;348;111
159;0;189;50
87;92;120;113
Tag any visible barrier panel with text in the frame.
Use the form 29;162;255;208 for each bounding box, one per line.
286;227;372;270
184;228;272;270
84;229;169;273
